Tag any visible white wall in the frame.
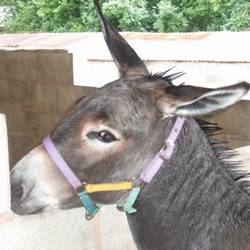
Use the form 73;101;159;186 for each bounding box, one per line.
74;60;250;101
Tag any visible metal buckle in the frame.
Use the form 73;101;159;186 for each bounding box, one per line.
116;186;141;214
116;177;142;213
85;204;101;220
76;185;85;193
76;185;100;220
131;176;145;189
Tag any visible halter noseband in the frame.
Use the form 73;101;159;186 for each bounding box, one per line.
42;117;185;220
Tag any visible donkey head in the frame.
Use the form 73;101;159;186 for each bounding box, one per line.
10;0;249;215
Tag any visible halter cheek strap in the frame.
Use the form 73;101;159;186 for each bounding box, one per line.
139;117;186;183
42;117;185;220
117;117;185;213
42;137;101;219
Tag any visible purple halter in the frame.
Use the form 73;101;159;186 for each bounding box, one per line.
42;117;185;219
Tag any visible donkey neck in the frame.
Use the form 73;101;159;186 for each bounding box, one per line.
127;118;250;250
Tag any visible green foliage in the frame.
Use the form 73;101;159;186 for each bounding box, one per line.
0;0;15;5
176;0;219;31
153;0;188;32
171;0;250;31
5;0;250;32
103;0;151;31
221;1;250;31
7;0;99;32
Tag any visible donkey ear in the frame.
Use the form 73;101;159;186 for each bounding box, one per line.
94;0;149;78
158;82;250;117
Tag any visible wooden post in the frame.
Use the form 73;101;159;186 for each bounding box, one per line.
0;113;14;222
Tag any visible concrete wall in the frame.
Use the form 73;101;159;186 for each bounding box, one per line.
203;100;250;148
0;49;250;165
147;61;250;90
84;61;250;94
0;49;95;166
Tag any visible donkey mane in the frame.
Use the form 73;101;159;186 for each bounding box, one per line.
197;119;250;194
148;68;185;85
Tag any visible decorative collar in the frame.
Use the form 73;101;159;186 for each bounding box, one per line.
42;117;185;219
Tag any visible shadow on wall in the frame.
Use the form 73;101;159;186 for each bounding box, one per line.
202;100;250;148
0;49;96;166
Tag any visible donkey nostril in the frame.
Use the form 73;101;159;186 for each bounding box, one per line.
11;185;24;201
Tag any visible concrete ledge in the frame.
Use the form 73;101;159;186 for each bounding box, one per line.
0;113;10;213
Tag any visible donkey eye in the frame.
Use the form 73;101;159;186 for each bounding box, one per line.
87;130;117;143
97;131;117;143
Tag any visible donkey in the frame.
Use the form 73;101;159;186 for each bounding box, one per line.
10;1;250;249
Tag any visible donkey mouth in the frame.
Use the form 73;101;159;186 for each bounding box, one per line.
29;206;49;215
11;202;49;215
